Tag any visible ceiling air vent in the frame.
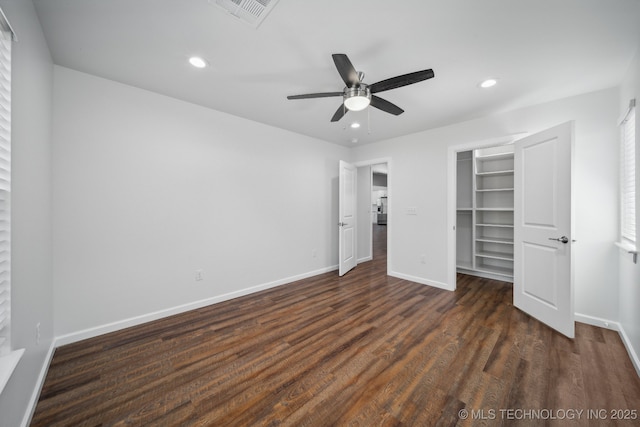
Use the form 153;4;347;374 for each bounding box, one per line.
210;0;280;28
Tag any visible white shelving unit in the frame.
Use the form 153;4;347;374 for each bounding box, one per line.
456;145;514;282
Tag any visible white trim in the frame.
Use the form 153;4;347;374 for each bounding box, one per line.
56;265;338;346
357;256;373;263
618;98;636;125
388;270;455;291
615;240;637;252
0;348;24;395
618;324;640;378
615;241;638;263
0;7;17;41
20;342;56;427
574;312;619;331
575;313;640;378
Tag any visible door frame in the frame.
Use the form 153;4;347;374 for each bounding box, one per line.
446;134;528;290
354;157;392;275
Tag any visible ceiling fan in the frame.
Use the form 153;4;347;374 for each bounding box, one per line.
287;53;435;122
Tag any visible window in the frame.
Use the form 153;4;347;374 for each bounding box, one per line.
620;100;636;246
0;9;11;359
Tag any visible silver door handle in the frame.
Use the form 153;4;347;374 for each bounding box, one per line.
548;236;569;244
338;222;348;227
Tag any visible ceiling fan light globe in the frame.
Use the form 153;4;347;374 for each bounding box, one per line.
344;96;370;111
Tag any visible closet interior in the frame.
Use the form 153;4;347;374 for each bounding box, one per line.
456;144;514;282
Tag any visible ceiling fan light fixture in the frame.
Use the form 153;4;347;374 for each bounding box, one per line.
344;87;371;111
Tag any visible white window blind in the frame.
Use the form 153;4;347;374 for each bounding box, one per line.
0;25;10;357
621;101;636;244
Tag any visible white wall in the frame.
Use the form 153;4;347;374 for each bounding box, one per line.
0;0;54;426
618;44;640;371
356;166;372;262
52;66;350;339
351;88;620;321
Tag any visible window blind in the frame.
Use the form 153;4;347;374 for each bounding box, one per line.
621;101;636;244
0;27;10;357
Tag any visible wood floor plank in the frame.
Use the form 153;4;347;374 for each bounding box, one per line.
31;225;640;426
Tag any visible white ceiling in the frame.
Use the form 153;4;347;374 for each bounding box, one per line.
33;0;640;147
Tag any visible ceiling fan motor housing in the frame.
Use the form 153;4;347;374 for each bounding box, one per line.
344;85;371;111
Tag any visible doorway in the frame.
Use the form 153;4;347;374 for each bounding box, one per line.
447;124;575;338
455;144;515;283
371;163;387;260
447;135;526;289
354;158;391;274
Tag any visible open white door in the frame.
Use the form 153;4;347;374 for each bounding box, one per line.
514;122;574;338
339;160;357;276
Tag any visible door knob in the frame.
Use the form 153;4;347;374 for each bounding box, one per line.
548;236;569;244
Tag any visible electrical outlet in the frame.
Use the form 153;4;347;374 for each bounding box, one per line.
406;207;418;215
420;254;427;264
311;249;317;258
36;322;41;345
195;269;204;281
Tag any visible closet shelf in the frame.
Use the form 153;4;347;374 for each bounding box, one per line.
476;236;514;244
476;251;514;261
476;188;514;192
476;223;514;228
475;265;514;278
475;152;514;161
476;170;514;177
476;208;514;212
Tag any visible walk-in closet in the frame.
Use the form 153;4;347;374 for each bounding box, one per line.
456;145;514;282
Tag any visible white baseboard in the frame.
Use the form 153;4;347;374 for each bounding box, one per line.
56;264;338;347
357;256;373;264
574;312;619;331
618;324;640;377
575;313;640;377
387;270;455;291
20;340;56;427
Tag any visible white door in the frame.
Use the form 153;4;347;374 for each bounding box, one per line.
514;122;574;338
339;160;357;276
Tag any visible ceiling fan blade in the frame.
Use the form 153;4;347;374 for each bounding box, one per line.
370;95;404;116
287;92;343;100
332;54;360;87
370;69;435;93
331;104;348;122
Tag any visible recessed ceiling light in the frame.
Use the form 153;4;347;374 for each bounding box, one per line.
350;122;361;129
480;78;498;88
189;56;208;68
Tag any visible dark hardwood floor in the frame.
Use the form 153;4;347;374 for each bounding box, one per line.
32;224;640;426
